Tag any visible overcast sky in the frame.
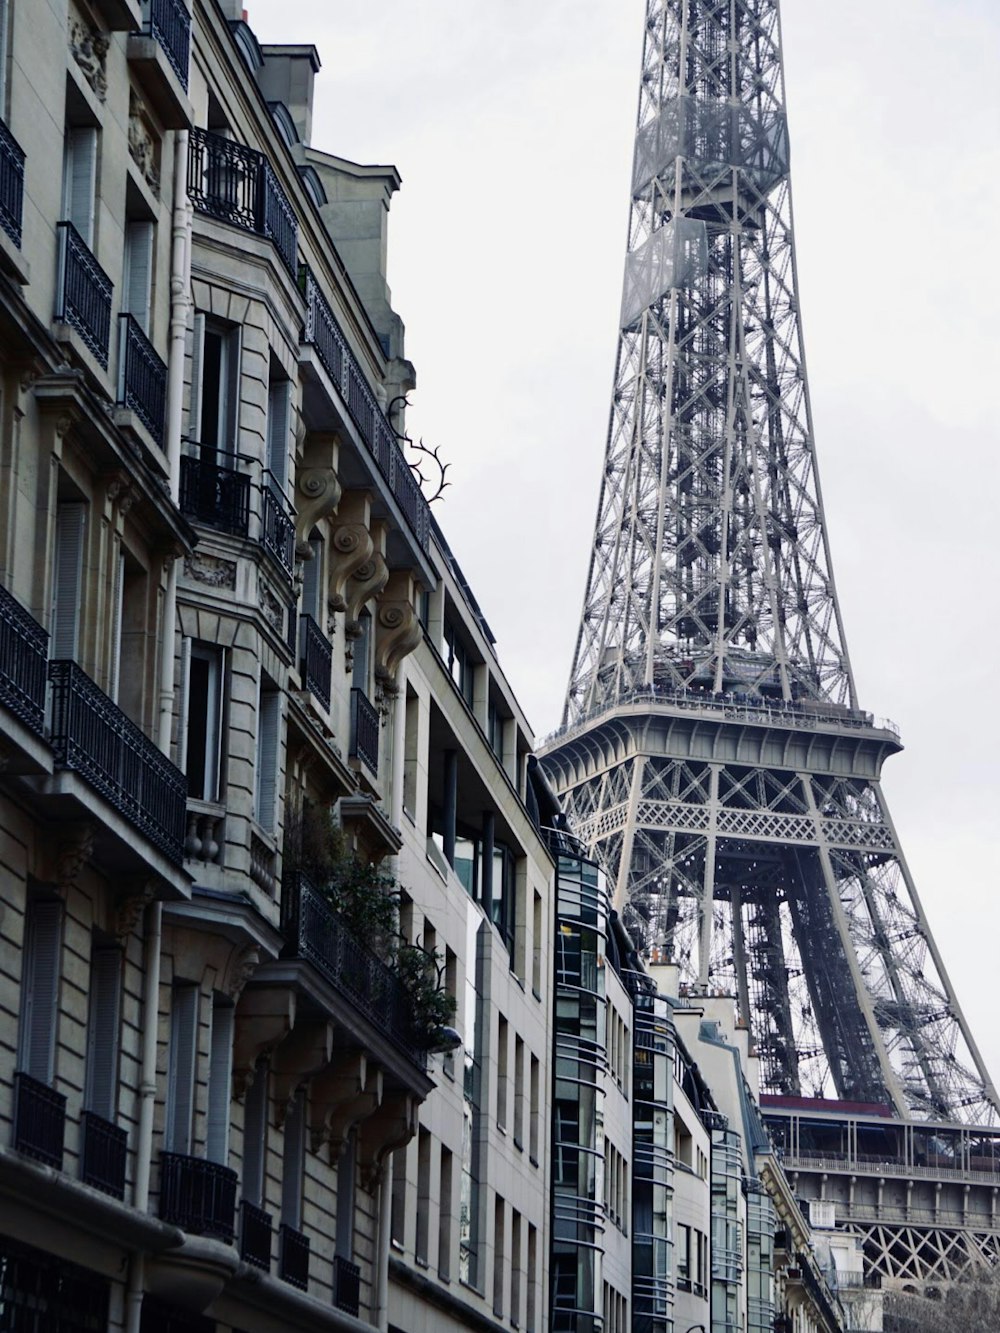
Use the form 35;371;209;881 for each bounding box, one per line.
251;0;1000;1091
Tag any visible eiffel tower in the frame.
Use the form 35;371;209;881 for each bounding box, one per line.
540;0;1000;1282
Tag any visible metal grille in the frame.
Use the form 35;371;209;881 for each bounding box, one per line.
261;478;295;576
0;115;25;248
0;581;47;736
159;1151;238;1241
12;1071;65;1168
188;127;297;275
0;1237;109;1331
117;313;167;444
80;1110;127;1199
239;1199;272;1270
145;0;191;90
349;685;379;774
48;659;187;864
278;1223;309;1290
333;1255;361;1316
179;454;251;536
55;222;113;368
300;613;331;710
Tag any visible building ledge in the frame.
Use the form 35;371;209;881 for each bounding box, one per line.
0;223;29;285
127;33;193;130
338;791;402;862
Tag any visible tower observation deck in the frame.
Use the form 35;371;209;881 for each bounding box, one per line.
540;0;1000;1282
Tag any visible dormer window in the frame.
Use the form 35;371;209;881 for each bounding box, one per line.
298;165;327;208
268;102;298;151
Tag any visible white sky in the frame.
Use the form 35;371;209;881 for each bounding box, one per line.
251;0;1000;1092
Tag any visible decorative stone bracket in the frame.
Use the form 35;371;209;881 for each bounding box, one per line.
232;987;296;1100
375;571;422;698
309;1052;383;1155
295;434;342;559
328;492;375;615
359;1091;420;1189
271;1018;334;1123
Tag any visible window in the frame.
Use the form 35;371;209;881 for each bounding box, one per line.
443;619;473;706
84;938;121;1122
17;897;63;1084
51;501;86;661
300;533;323;624
526;1224;538;1333
266;375;291;491
351;609;371;693
123;220;154;332
438;1147;452;1279
496;1015;508;1131
183;644;224;803
62;126;97;246
487;698;503;758
402;687;419;818
165;984;199;1155
510;1211;522;1327
254;679;280;832
390;1146;407;1250
242;1060;269;1207
415;1126;431;1264
491;842;516;953
492;1196;505;1318
189;315;241;457
206;995;234;1164
513;1036;524;1147
0;0;10;113
335;1128;356;1259
532;890;543;995
282;1088;306;1231
529;1054;540;1163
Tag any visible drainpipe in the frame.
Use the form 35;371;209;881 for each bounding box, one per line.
157;127;192;756
374;1163;393;1331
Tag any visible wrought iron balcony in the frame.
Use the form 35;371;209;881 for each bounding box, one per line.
117;314;167;445
0;583;47;737
278;1223;309;1290
55;222;113;368
142;0;190;89
0;116;25;248
80;1110;127;1199
333;1255;361;1317
179;453;251;537
48;660;187;864
281;872;426;1070
12;1071;66;1169
239;1199;272;1270
300;614;331;711
188;127;298;276
159;1151;238;1241
299;266;431;553
261;477;295;576
350;686;379;775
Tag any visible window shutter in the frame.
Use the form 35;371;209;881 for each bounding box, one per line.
206;997;234;1164
188;313;206;445
223;325;242;455
63;127;97;247
242;1060;269;1206
301;537;322;623
0;0;10;111
18;899;63;1085
124;221;154;332
108;550;124;703
281;1089;306;1228
166;984;199;1155
177;636;192;773
254;686;280;833
266;380;290;491
51;502;86;661
85;943;122;1120
335;1128;357;1258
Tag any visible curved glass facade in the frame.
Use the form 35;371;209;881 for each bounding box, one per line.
551;845;609;1333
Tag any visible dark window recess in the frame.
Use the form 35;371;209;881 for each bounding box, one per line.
158;1151;238;1241
80;1109;127;1199
239;1199;272;1271
12;1070;66;1168
140;1296;216;1333
179;456;251;537
0;1236;110;1331
278;1223;309;1290
333;1255;361;1316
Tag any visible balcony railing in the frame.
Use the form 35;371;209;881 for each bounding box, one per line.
279;1224;309;1290
0;583;47;737
239;1199;272;1270
143;0;190;90
188;127;298;276
0;116;25;248
281;872;426;1070
300;614;331;711
179;453;251;537
117;314;167;445
55;222;113;368
12;1072;66;1169
333;1255;361;1317
261;477;295;576
350;686;379;775
48;660;187;864
80;1110;127;1199
159;1151;238;1241
300;266;431;554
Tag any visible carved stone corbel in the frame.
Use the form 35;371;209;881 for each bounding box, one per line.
295;453;342;558
38;822;96;896
223;944;261;1004
375;573;422;697
345;553;389;636
309;1052;383;1154
271;1018;334;1122
114;878;159;943
328;506;375;614
232;987;296;1099
359;1091;420;1189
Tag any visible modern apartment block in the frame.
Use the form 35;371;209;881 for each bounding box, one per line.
0;0;556;1329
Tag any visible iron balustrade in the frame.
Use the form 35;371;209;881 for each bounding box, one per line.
188;127;298;276
0;582;47;736
279;1224;309;1290
143;0;190;89
239;1200;272;1270
333;1255;361;1316
350;686;379;775
261;477;295;576
299;266;431;553
80;1110;127;1199
48;660;187;864
54;222;113;368
300;613;331;710
117;314;167;444
0;115;25;247
0;1238;111;1328
281;872;426;1070
179;453;251;537
159;1151;238;1241
12;1071;66;1169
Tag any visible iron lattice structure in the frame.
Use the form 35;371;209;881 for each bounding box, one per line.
542;0;998;1129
